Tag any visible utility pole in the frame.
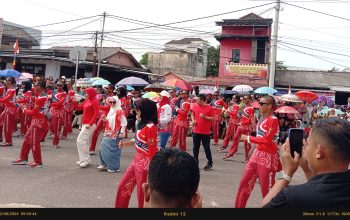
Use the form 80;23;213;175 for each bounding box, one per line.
97;11;106;77
93;31;98;77
269;0;280;88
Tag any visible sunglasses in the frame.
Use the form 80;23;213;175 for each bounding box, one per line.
109;101;116;104
56;85;63;87
259;102;270;106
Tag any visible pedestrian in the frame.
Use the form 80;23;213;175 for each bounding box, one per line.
170;90;191;151
142;148;202;208
0;77;17;146
115;98;158;208
73;87;99;168
191;94;214;171
234;95;280;208
97;96;127;173
262;117;350;208
12;80;48;167
157;90;172;149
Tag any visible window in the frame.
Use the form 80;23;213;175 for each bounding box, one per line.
232;49;240;63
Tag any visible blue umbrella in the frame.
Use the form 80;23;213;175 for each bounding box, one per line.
92;79;111;86
254;86;278;94
0;69;21;78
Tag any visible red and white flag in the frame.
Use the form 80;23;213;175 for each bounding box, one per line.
13;39;19;54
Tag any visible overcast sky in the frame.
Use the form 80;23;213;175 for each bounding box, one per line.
2;0;350;70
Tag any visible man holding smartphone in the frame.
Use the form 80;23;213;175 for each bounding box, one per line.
234;95;280;208
262;117;350;208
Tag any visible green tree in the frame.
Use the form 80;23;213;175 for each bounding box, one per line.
139;53;148;66
206;46;219;77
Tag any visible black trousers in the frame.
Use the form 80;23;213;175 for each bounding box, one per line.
192;132;213;166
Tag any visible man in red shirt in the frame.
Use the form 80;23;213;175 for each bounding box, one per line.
234;95;280;208
191;94;214;171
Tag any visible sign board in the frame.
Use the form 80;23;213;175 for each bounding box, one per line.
224;62;268;79
69;46;87;61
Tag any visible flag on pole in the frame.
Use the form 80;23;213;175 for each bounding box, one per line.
13;39;20;54
13;39;19;69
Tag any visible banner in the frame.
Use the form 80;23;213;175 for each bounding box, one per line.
224;62;268;79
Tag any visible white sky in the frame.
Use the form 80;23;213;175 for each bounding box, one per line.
2;0;350;70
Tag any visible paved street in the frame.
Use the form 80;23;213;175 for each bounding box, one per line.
0;128;305;208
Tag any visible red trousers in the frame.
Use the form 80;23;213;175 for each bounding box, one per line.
234;149;280;208
62;110;73;137
90;118;105;152
51;115;62;146
211;119;221;144
1;110;15;144
19;122;45;164
228;126;251;159
115;153;150;208
170;120;188;151
222;123;238;148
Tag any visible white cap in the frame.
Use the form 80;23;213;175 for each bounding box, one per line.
159;90;170;98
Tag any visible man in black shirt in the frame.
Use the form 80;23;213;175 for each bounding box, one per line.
262;117;350;208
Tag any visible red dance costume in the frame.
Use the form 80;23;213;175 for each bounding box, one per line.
170;99;190;151
234;115;281;208
50;91;67;146
0;88;17;145
222;104;240;148
115;123;158;208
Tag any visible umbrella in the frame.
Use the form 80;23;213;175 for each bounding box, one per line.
144;83;175;92
222;90;236;95
232;84;253;94
254;86;278;94
295;90;318;103
142;92;159;99
116;76;149;86
280;92;301;103
199;88;214;95
162;79;192;91
0;69;21;78
20;72;33;79
274;106;300;114
88;77;103;83
92;79;111;86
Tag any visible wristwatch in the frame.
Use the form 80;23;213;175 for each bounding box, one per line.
278;171;292;183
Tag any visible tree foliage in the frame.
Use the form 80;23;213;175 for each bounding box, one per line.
206;46;219;77
139;53;148;66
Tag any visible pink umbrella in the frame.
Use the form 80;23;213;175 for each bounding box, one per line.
21;72;33;79
274;106;300;114
199;88;214;95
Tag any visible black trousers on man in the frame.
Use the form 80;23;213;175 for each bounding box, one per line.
192;132;213;166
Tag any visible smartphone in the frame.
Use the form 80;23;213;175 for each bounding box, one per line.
288;128;304;157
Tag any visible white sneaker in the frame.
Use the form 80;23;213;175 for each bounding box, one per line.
75;161;82;165
80;161;90;168
97;165;107;171
89;151;95;155
107;169;120;173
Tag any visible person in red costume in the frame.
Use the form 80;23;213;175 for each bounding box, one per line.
223;95;254;161
170;90;191;151
12;80;49;167
49;80;67;148
89;84;115;154
234;95;281;208
116;86;131;138
115;98;158;208
219;95;240;152
17;81;34;136
73;87;99;168
61;81;75;138
211;99;227;145
0;85;5;142
0;77;17;146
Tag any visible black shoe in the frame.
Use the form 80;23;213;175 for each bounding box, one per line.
203;164;212;171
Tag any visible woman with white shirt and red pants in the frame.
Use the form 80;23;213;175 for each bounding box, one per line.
115;98;158;208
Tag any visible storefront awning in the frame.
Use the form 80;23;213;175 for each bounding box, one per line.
329;86;350;92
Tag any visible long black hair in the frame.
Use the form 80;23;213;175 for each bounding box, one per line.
22;81;32;93
135;98;158;130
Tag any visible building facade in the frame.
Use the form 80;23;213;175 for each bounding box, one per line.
147;38;208;78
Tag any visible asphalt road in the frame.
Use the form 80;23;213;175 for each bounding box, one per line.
0;128;306;208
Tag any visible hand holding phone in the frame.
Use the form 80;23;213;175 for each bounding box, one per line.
288;128;304;158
